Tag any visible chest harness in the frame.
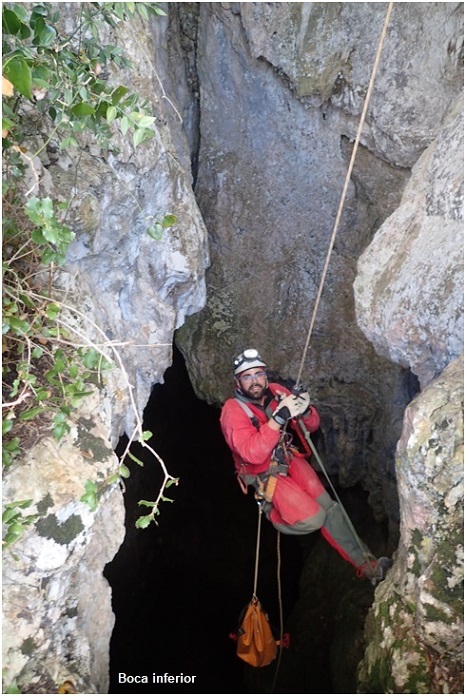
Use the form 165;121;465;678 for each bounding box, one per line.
234;390;309;505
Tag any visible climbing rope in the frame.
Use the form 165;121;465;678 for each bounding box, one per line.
295;1;394;387
252;503;263;598
271;531;283;694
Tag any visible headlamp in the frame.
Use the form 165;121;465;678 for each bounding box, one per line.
233;348;267;376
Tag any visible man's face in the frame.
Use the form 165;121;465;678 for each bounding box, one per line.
236;368;268;400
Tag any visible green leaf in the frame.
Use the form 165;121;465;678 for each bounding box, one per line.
26;196;53;225
119;464;130;478
41;247;61;265
120;115;131;136
2;418;14;435
2;8;24;36
165;478;179;488
150;5;167;16
2;508;20;525
70;102;96;117
137;3;149;20
80;348;100;369
133;127;153;147
140;430;152;442
128;451;144;467
19;406;44;421
35;388;51;400
32;64;51;83
111;85;129;105
53;418;70;441
3;58;32;100
5;499;33;510
45;302;60;320
146;222;163;240
4;437;20;455
106;105;117;122
80;492;98;512
2;117;14;132
10;4;29;22
137;500;156;508
162;214;177;228
84;479;98;495
8;316;30;334
137;115;155;129
38;21;56;47
31;5;49;18
3;526;25;546
135;513;155;529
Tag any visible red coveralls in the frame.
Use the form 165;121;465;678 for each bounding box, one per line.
220;383;372;568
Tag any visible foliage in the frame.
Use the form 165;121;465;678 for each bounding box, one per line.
2;2;178;550
2;499;37;550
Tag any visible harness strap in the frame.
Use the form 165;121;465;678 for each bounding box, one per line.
263;471;278;502
234;398;260;428
234;396;292;502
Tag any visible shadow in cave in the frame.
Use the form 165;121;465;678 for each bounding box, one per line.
104;347;391;694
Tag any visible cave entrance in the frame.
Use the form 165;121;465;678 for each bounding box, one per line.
104;347;390;694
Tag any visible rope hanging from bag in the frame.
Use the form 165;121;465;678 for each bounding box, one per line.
295;1;394;387
271;531;283;693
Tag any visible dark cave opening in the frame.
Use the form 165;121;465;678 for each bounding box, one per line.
104;347;392;694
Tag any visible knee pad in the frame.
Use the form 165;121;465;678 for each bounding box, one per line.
270;507;326;536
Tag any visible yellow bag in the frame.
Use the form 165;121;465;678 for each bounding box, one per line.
236;597;278;668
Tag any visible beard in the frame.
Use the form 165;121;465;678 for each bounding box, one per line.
241;382;267;401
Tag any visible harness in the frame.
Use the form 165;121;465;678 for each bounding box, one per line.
234;395;305;504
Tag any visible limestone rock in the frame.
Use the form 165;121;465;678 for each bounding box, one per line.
358;355;464;693
3;7;208;693
354;98;464;389
35;7;208;436
2;389;125;694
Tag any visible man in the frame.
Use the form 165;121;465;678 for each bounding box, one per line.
220;348;391;583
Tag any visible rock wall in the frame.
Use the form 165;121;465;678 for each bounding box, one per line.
358;355;464;694
3;3;464;694
354;95;464;389
2;5;208;693
2;390;124;693
353;49;464;696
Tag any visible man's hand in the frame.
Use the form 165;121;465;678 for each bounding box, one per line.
272;392;310;425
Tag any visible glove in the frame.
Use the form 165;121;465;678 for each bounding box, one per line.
272;392;311;425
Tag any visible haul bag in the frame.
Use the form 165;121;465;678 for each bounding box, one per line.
236;597;278;668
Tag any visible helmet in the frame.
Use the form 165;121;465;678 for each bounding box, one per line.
233;348;267;376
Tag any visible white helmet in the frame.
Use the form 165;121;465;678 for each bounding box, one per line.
233;348;267;376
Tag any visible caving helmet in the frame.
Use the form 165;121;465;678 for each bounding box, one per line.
232;348;267;377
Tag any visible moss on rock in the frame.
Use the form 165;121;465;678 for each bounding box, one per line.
36;513;84;545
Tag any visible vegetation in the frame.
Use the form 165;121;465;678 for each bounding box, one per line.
2;2;178;550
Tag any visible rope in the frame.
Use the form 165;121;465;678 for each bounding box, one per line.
252;504;263;598
271;531;283;693
297;418;372;563
295;1;394;386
